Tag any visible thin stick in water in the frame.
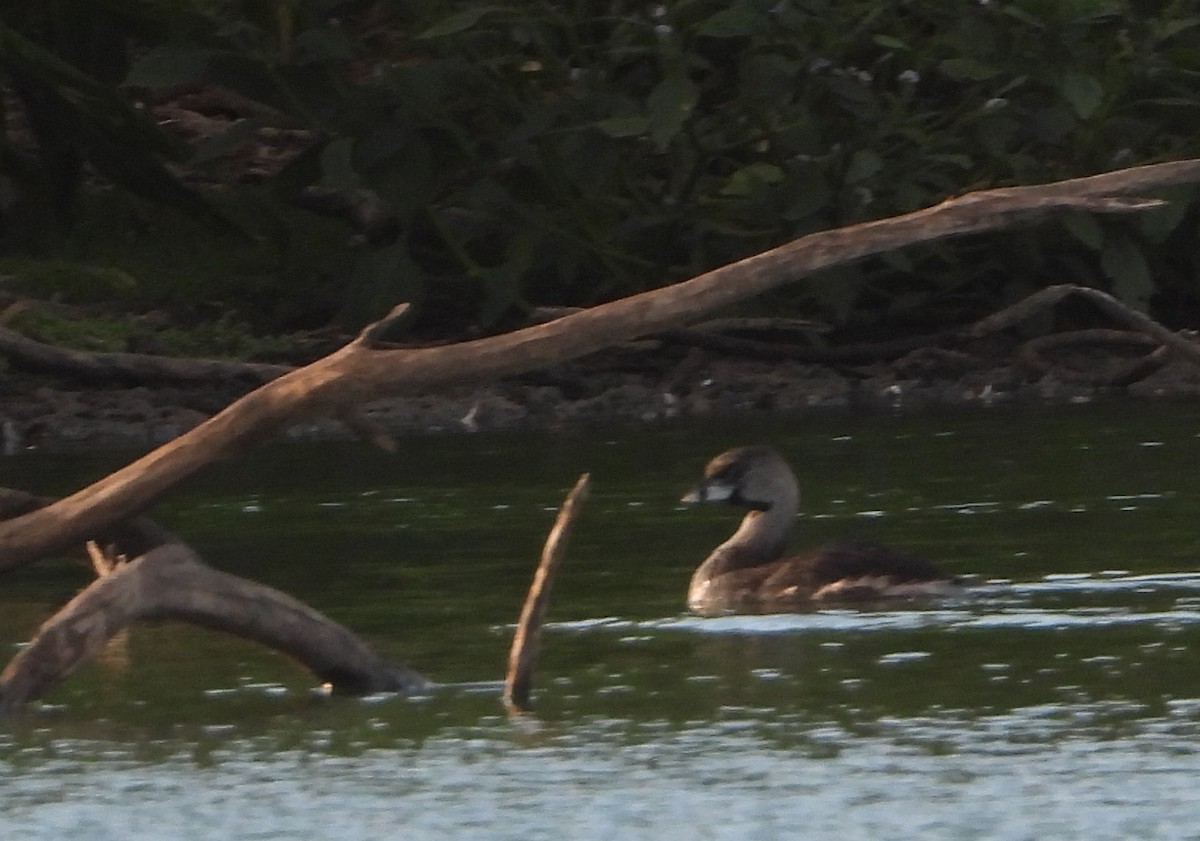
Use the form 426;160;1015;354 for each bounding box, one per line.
503;473;590;714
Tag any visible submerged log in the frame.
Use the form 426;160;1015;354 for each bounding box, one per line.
4;159;1199;570
0;474;598;714
0;539;428;715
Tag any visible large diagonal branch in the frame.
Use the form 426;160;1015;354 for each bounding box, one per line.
2;159;1199;569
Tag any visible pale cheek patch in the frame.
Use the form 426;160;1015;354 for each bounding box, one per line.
683;482;735;504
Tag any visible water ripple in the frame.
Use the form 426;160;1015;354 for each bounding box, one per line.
550;571;1200;637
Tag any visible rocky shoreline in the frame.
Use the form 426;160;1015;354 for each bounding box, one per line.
4;342;1200;455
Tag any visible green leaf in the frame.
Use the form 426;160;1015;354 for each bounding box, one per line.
647;69;698;152
926;153;974;169
1152;16;1200;43
478;230;538;327
0;20;241;233
293;27;356;66
872;35;910;51
199;50;311;116
595;115;650;138
696;7;766;37
318;137;363;190
824;75;880;119
1061;212;1104;251
1101;235;1154;311
418;6;502;38
124;46;212;89
845;149;883;184
0;22;179;159
781;167;832;222
1031;104;1077;142
1000;6;1046;28
1143;96;1200;110
1136;192;1190;244
938;58;1001;82
1062;72;1105;119
344;242;426;326
719;163;784;197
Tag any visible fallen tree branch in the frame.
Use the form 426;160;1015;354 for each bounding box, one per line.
3;159;1199;569
504;473;590;715
0;324;291;386
85;539;124;577
968;283;1200;368
0;488;177;559
661;282;1200;374
0;539;428;714
1017;329;1169;386
660;324;959;362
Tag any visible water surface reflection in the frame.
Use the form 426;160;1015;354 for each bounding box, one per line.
3;404;1200;839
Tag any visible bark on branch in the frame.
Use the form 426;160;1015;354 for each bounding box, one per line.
3;159;1200;569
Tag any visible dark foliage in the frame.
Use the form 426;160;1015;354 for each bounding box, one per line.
3;0;1200;336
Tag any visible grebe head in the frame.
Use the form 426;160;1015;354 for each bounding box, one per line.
681;446;798;512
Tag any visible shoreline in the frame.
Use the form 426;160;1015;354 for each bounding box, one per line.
4;349;1200;455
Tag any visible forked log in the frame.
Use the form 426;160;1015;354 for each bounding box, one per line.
967;284;1200;368
3;159;1200;569
504;473;590;714
0;539;429;714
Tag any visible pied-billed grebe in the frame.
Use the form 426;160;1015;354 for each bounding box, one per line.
682;446;957;614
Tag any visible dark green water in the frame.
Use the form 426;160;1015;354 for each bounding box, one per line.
3;403;1200;840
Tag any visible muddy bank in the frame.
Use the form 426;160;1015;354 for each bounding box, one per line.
4;341;1200;455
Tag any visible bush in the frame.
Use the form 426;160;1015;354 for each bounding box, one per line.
5;0;1200;335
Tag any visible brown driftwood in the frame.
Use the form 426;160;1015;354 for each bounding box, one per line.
0;488;177;560
1017;329;1169;386
967;283;1200;368
3;159;1200;570
662;282;1200;377
661;323;960;362
1;472;598;714
504;473;590;715
964;283;1200;386
0;538;428;714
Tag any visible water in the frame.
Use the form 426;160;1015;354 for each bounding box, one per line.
3;403;1200;840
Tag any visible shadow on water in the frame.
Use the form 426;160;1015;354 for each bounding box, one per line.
3;402;1200;840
